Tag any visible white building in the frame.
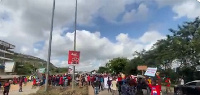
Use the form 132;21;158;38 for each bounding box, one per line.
0;40;15;74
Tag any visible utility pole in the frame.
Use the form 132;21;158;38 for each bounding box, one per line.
72;0;78;90
45;0;55;92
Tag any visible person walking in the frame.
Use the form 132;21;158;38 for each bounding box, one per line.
87;75;91;86
100;76;104;91
32;78;36;89
149;79;160;95
19;77;23;92
3;80;10;95
165;77;172;94
24;77;27;86
111;78;118;95
93;78;100;95
107;77;112;93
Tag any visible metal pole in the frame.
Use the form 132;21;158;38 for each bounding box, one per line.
45;0;55;92
72;0;77;90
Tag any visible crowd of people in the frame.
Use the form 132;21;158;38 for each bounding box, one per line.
89;72;173;95
0;72;177;95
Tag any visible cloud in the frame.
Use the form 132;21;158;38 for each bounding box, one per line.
36;29;165;71
155;0;200;19
0;0;166;71
122;3;149;23
172;0;200;19
0;0;149;51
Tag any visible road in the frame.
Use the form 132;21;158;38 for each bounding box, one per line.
9;82;39;95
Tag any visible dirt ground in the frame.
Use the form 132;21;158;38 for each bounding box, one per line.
8;82;39;95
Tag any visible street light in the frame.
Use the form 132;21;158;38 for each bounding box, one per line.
72;0;78;90
45;0;55;92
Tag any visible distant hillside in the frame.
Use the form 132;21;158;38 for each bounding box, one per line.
7;52;58;75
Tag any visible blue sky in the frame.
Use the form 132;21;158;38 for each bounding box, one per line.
68;1;190;42
0;0;200;71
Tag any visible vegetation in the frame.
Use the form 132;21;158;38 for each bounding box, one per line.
98;17;200;83
8;53;67;75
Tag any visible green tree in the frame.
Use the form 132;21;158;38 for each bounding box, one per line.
97;66;108;73
106;57;129;74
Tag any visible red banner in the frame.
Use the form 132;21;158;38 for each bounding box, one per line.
68;50;80;65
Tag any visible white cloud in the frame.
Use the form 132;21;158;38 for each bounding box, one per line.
0;0;166;71
172;0;200;19
36;29;165;71
122;3;149;23
155;0;200;19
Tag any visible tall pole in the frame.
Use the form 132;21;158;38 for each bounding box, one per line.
72;0;77;90
45;0;55;92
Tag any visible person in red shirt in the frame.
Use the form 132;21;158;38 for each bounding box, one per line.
13;77;18;85
149;79;160;95
67;75;71;86
87;75;90;85
32;78;36;89
156;72;161;93
59;75;64;86
165;77;172;94
24;77;28;86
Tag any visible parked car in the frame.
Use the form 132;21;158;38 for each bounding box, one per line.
174;80;200;95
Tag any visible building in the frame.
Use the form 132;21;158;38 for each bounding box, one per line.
0;40;15;74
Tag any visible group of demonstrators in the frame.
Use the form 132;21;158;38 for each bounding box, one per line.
0;72;175;95
90;72;173;95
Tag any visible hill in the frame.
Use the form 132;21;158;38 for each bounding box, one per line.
7;52;58;75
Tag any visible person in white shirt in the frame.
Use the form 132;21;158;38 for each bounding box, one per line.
111;77;118;95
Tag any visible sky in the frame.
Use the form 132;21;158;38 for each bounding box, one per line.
0;0;200;71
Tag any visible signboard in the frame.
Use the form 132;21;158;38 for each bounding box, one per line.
144;67;157;77
68;50;80;65
68;68;73;74
137;65;147;70
38;68;45;73
4;61;15;72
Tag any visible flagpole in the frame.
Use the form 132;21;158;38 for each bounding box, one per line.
45;0;55;92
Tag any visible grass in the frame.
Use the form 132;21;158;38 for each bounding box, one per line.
29;86;88;95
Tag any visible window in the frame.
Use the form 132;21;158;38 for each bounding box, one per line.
186;82;197;86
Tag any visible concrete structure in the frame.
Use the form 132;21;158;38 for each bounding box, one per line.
0;40;15;74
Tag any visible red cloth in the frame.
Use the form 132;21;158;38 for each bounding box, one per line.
13;77;18;84
19;80;23;86
59;77;64;85
92;76;95;82
165;78;171;87
149;84;160;95
24;78;27;82
87;76;90;81
117;77;122;81
33;79;36;85
156;75;161;91
67;76;71;81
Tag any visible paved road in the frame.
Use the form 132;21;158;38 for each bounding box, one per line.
9;82;39;95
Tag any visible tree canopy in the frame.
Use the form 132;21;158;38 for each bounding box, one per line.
98;17;200;82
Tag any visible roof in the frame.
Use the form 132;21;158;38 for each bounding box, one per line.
0;56;13;61
0;75;20;79
0;49;14;55
0;40;15;49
